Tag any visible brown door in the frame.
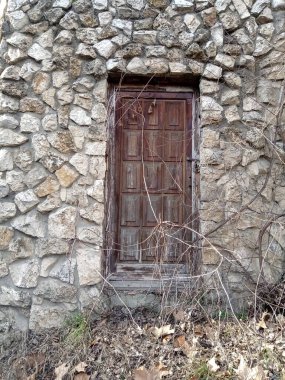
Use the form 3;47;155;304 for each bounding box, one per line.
114;90;193;274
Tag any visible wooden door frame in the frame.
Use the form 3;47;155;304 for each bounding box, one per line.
104;83;200;288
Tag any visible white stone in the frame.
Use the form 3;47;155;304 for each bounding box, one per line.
0;202;17;222
9;259;39;288
93;80;107;102
11;210;46;237
32;134;50;160
57;85;74;106
19;61;41;81
215;0;231;13
6;170;25;192
6;32;33;50
0;179;9;198
223;72;242;88
70;106;92;125
0;129;28;147
42;114;58;131
91;103;107;123
221;89;240;105
53;0;72;8
0;286;31;307
86;180;104;203
4;47;27;64
28;43;52;61
40;256;58;277
48;206;76;239
94;40;116;59
127;57;148;74
127;0;145;9
69;125;86;150
211;23;224;47
92;0;108;10
70;153;89;175
184;14;201;32
214;53;235;69
200;96;223;125
272;0;285;9
0;114;19;129
76;243;101;285
225;105;240;123
0;263;9;278
112;19;132;36
253;36;271;56
85;141;106;156
52;71;69;88
1;65;21;80
20;113;40;133
0;93;19;113
38;193;61;213
89;157;106;179
7;10;29;30
243;96;262;111
251;0;270;14
15;189;39;213
99;11;113;26
200;79;220;94
7;0;32;12
172;0;194;10
232;0;250;18
36;29;54;48
29;304;72;330
203;63;222;79
49;258;76;284
0;149;13;171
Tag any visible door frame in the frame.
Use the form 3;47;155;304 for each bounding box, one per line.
104;83;200;288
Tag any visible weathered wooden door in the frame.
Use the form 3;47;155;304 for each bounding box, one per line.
113;90;193;278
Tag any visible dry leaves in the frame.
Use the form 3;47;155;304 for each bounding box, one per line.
149;325;175;339
236;355;266;380
207;356;220;372
54;362;70;380
256;312;270;330
134;362;171;380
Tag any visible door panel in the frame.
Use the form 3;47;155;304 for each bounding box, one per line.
116;90;192;268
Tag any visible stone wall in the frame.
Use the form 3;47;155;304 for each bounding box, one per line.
0;0;285;330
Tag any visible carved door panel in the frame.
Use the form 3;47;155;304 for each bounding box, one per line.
115;90;193;272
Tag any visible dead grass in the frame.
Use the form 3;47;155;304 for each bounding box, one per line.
1;307;285;380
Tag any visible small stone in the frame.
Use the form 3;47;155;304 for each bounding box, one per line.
86;181;104;203
57;85;74;106
232;0;250;19
0;226;14;250
72;77;95;93
34;277;76;302
91;103;107;123
215;0;231;13
23;21;50;35
70;106;92;125
70;153;89;175
220;11;241;31
0;129;28;147
169;62;187;73
19;61;41;81
48;206;76;239
253;35;271;56
221;89;240;105
38;193;61;212
1;66;21;80
184;14;201;32
0;179;10;198
42;113;58;131
24;164;48;188
53;0;72;8
20;97;45;113
6;170;25;192
31;134;50;161
15;189;39;213
225;106;240;123
0;114;19;129
201;7;217;27
40;153;65;173
214;53;235;70
85;141;106;156
35;176;60;197
172;0;194;10
55;164;79;187
0;93;20;112
54;30;73;44
243;96;262;111
42;88;56;109
99;11;113;25
0;286;31;307
200;79;219;95
203;63;222;80
32;72;50;94
36;238;69;257
0;202;17;222
211;23;224;47
0;149;13;171
76;43;97;58
133;31;157;45
76;28;98;44
200;96;223;125
127;57;148;74
74;93;93;110
12;209;45;237
28;43;52;61
7;10;29;30
223;72;242;88
50;257;76;284
0;264;8;278
48;131;76;154
76;243;101;285
256;7;273;23
59;10;81;29
91;0;108;10
15;149;33;172
20;113;41;133
6;32;33;51
251;0;270;15
52;71;69;88
10;259;39;288
0;80;27;98
94;40;116;59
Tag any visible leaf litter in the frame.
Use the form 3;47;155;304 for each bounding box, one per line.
0;307;285;379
